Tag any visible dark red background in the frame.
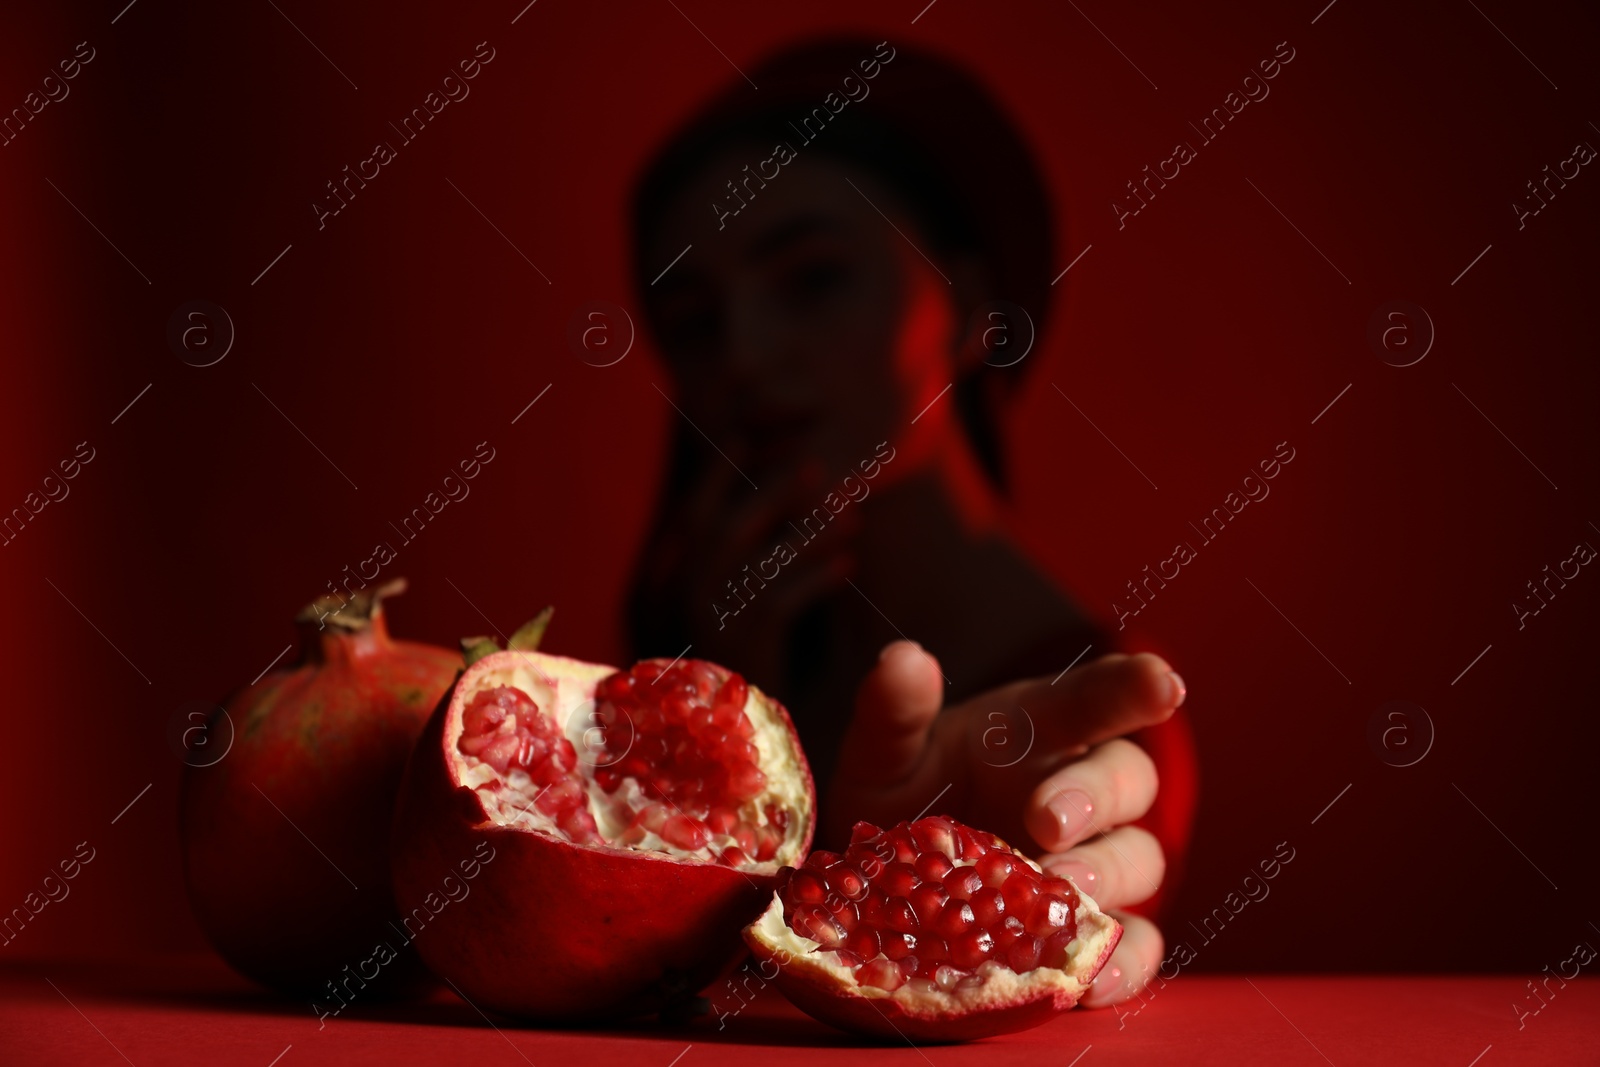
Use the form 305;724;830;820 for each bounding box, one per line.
3;0;1596;979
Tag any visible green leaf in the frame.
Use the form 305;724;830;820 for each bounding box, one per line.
507;606;554;652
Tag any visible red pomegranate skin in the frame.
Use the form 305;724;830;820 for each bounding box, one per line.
389;654;815;1022
751;924;1122;1042
180;585;460;995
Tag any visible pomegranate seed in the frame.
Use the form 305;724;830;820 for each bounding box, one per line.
728;763;767;801
1006;934;1043;973
1001;871;1041;917
950;929;995;970
734;823;758;854
481;735;520;774
898;956;921;979
808;850;841;869
715;674;747;709
969;887;1006;927
882;897;919;933
788;869;827;904
1042;875;1079;903
908;883;948;926
956;975;985;994
1025;894;1073;938
813;920;848;951
845;926;880;960
461;696;507;735
880;931;917;960
909;817;957;859
849;823;877;844
791;904;845;948
976;851;1016;888
995;915;1026;950
661;814;710;851
944;867;983;900
719;846;752;867
515;734;550;769
755;825;782;861
955;827;987;860
706;807;739;835
934;964;967;992
665;696;698;729
834;949;863;969
635;803;670;833
845;844;889;881
857;959;905;991
918;936;949;964
561;808;600;843
905;976;938;995
832;903;858;932
933;900;977;940
1040;929;1076;969
889;833;918;865
824;865;868;903
687;660;721;698
878;862;919;899
915;852;954;883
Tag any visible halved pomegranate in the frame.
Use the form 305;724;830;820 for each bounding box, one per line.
391;649;814;1020
743;817;1121;1041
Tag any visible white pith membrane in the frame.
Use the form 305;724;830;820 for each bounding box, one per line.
747;838;1119;1013
449;651;810;870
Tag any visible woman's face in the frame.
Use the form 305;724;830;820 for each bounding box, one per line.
643;147;962;486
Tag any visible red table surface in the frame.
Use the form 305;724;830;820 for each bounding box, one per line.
1;956;1594;1066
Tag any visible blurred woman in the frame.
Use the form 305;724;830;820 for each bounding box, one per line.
627;40;1196;1007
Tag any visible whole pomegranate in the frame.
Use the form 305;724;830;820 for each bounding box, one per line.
180;579;461;996
744;816;1121;1041
390;648;815;1021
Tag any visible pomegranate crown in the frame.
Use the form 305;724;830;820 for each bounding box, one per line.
295;577;408;632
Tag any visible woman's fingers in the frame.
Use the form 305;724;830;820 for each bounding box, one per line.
836;641;946;788
1024;738;1160;853
1079;911;1163;1009
1030;652;1183;757
1039;824;1166;911
964;653;1183;766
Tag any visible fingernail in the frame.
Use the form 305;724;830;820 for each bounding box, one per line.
879;640;923;661
1049;861;1099;899
1166;671;1186;708
1046;790;1095;844
1081;965;1125;1009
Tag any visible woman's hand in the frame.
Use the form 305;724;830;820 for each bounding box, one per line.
827;641;1185;1008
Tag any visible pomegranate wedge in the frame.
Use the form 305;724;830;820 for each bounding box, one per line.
744;817;1121;1041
